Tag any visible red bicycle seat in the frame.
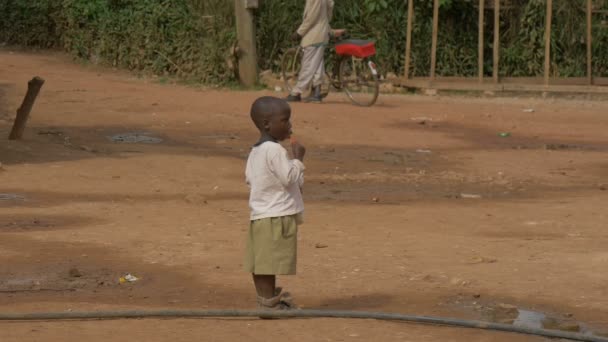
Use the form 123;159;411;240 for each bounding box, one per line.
335;40;376;58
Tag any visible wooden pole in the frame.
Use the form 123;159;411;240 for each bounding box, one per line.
478;0;485;83
234;0;258;87
492;0;499;83
430;0;439;81
8;77;45;140
587;0;593;85
544;0;553;86
404;0;414;80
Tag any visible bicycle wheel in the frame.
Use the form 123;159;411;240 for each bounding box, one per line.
320;71;332;99
339;56;380;107
281;47;302;93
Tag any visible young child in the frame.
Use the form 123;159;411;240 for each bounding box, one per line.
244;96;306;311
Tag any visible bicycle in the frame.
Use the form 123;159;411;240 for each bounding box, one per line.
281;30;380;107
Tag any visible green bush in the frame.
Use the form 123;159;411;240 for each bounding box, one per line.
0;0;235;84
0;0;62;46
1;0;607;83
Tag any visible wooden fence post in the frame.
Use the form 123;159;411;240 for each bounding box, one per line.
493;0;500;83
404;0;414;80
478;0;485;83
544;0;553;86
8;77;45;140
430;0;439;82
235;0;258;87
587;0;593;85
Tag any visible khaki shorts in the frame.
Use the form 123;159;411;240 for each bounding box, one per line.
244;215;298;275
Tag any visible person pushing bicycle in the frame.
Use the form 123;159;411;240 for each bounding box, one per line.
286;0;340;104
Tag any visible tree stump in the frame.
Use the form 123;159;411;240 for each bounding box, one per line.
8;76;45;140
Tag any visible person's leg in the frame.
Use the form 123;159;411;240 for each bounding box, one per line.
303;47;326;103
312;53;325;89
252;274;275;299
288;46;317;100
249;216;298;313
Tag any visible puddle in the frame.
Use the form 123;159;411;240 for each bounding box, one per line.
513;309;545;329
449;297;605;337
514;309;599;336
0;193;26;201
107;132;163;144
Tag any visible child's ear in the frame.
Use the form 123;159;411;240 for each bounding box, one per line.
263;119;270;131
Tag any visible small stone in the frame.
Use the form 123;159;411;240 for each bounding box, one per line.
69;268;82;278
424;88;438;96
469;256;497;264
450;277;463;285
184;194;208;205
79;145;94;152
600;185;607;191
460;193;482;199
315;243;328;249
473;294;481;299
372;197;379;203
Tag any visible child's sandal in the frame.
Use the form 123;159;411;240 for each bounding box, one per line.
256;288;299;318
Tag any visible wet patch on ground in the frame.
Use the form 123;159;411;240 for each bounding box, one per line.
0;214;102;233
107;132;163;144
445;294;608;337
0;193;26;202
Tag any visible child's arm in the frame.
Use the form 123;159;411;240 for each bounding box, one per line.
268;146;306;188
290;137;306;162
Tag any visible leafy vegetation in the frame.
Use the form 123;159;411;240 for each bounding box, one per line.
1;0;606;84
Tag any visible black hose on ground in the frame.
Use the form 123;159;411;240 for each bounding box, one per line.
0;309;606;342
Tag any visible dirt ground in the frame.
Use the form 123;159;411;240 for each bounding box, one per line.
1;49;608;342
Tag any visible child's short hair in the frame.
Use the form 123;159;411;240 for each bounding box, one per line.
250;96;291;130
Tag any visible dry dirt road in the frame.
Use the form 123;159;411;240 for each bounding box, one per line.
1;49;608;341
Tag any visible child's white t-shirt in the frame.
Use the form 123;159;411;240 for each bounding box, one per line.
246;141;305;220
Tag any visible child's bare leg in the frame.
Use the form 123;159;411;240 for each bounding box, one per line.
252;274;275;298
